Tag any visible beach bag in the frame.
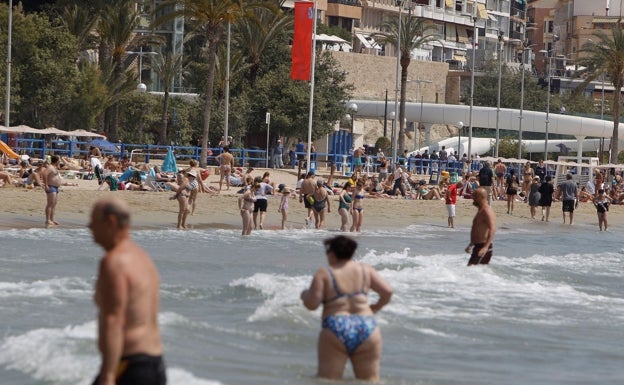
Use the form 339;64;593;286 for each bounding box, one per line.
307;195;315;205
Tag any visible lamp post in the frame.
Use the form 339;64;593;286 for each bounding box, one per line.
495;31;504;157
347;102;358;136
126;48;158;91
389;111;396;156
518;29;532;159
5;0;12;129
467;7;478;160
457;121;464;156
541;34;558;161
407;78;432;150
392;1;404;165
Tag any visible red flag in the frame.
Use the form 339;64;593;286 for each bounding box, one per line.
291;1;314;81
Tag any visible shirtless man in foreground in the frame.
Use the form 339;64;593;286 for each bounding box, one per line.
215;146;235;191
465;188;496;266
43;156;62;226
89;197;166;385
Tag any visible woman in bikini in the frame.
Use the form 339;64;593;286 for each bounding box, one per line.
238;182;258;235
301;235;393;381
351;181;365;232
169;172;197;229
215;146;235;191
338;182;354;232
312;180;330;229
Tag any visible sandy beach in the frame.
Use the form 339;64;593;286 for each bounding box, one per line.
1;167;620;231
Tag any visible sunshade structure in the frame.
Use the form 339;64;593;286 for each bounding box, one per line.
39;127;71;135
0;125;42;134
68;129;106;138
88;138;119;152
161;148;178;172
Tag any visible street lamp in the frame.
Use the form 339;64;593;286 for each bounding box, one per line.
407;78;432;150
495;31;504;157
126;48;158;91
467;6;478;161
347;102;358;135
457;121;464;156
389;111;396;156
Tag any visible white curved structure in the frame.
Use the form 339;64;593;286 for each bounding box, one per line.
352;100;617;161
353;100;616;139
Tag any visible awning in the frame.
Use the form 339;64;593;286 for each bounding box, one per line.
68;129;106;138
445;0;454;7
355;33;379;50
0;125;42;134
453;55;467;62
457;26;470;43
446;23;457;42
314;34;348;44
592;17;621;24
477;3;488;19
39;127;71;135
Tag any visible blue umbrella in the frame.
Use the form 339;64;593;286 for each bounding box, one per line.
161;148;178;172
88;139;118;152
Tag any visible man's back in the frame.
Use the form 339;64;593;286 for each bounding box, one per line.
478;167;493;186
560;180;578;201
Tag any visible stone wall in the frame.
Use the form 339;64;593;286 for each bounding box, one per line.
329;51;461;149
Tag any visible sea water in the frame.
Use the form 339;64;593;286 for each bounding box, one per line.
0;223;623;385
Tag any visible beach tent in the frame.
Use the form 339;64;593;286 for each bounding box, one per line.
39;127;72;136
161;148;178;172
0;125;42;135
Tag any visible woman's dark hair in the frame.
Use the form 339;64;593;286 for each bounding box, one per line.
323;235;357;260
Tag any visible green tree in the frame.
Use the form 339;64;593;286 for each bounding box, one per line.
154;0;244;167
372;15;438;155
580;25;624;163
151;50;184;144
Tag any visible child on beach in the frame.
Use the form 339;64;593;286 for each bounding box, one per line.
277;185;290;230
445;181;460;228
592;189;611;231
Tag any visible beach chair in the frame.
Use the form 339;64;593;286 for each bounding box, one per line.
145;168;166;191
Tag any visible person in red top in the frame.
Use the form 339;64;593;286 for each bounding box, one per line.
445;181;462;228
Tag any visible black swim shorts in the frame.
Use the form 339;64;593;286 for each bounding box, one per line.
92;354;166;385
468;243;493;266
303;194;312;209
254;199;268;213
562;199;575;212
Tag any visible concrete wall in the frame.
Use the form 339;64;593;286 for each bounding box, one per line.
330;51;449;104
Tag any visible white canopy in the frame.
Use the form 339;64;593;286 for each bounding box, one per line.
39;127;72;135
68;129;106;138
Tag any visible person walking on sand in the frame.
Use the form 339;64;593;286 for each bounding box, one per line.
43;155;62;227
466;188;496;266
253;176;273;230
301;235;393;382
238;182;258;235
505;169;520;215
528;176;541;219
88;197;166;385
478;160;495;205
557;173;579;225
299;171;316;226
445;181;461;228
277;185;290;230
592;189;611;231
539;175;554;222
494;159;506;191
215;146;235;191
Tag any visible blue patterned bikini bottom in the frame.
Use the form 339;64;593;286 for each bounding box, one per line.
322;314;377;354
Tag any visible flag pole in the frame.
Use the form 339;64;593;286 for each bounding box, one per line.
306;0;318;173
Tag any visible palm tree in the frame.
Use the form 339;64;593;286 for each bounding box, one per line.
234;3;292;83
372;14;438;154
151;50;184;144
581;25;624;163
153;0;244;167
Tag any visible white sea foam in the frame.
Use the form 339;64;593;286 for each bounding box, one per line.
0;314;223;385
230;273;315;323
0;277;92;299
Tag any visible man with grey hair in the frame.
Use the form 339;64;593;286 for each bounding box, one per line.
89;197;166;385
478;160;495;205
557;173;579;225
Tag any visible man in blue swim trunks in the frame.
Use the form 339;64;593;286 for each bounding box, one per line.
90;197;166;385
43;155;62;227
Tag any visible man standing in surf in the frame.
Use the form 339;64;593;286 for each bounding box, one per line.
465;188;496;266
89;197;166;385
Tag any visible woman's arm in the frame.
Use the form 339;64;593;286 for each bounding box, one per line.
301;269;325;311
368;266;393;313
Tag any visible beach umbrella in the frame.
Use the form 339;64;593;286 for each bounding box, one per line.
0;125;41;134
161;148;178;172
88;138;119;152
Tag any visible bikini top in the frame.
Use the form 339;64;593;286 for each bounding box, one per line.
354;193;365;200
323;264;368;304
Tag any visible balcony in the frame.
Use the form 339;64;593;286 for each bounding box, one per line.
327;0;362;19
328;0;362;6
